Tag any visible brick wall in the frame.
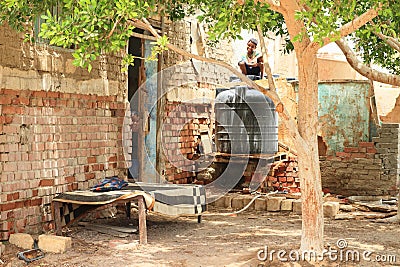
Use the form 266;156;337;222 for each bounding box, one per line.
374;123;400;193
0;24;127;240
263;156;300;193
162;101;212;184
0;89;126;239
320;123;400;196
157;20;235;183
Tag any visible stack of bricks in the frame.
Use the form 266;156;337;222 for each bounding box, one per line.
333;142;377;160
0;88;126;240
263;156;300;193
320;125;399;196
215;156;301;193
162;101;211;184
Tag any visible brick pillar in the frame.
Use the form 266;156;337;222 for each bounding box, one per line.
373;123;400;196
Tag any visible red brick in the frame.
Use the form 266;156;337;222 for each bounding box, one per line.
367;147;377;154
32;91;47;98
2;106;24;115
335;152;350;158
65;176;75;183
344;147;359;153
72;183;78;190
359;142;375;148
2;89;19;96
87;157;97;164
30;198;42;206
85;173;95;180
1;202;16;211
47;92;60;98
286;177;295;182
0;95;12;105
12;96;30;105
278;177;287;182
39;179;55;187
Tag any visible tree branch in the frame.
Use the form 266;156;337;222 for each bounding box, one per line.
321;5;381;47
373;31;400;52
256;24;277;91
132;17;309;154
106;16;121;39
336;38;400;86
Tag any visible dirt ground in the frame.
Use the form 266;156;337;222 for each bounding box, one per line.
1;206;400;267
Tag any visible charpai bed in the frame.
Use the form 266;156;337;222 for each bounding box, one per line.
52;182;207;244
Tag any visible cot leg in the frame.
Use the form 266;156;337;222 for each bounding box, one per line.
53;201;62;236
125;202;131;219
137;196;147;244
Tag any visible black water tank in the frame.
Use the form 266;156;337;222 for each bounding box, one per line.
215;86;278;154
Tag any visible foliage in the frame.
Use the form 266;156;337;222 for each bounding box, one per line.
0;0;399;74
189;0;398;74
0;0;171;71
187;0;287;49
354;0;400;74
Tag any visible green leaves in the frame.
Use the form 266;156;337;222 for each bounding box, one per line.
0;0;160;71
0;0;399;75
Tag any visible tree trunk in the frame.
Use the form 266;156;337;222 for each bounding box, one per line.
296;48;324;253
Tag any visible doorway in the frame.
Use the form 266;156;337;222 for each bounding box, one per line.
127;30;158;182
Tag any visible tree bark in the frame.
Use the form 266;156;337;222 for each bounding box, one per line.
280;0;324;252
256;24;276;91
336;39;400;87
296;49;324;252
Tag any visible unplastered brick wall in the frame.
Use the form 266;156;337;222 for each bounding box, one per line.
157;20;235;183
320;123;400;196
0;24;127;239
263;156;300;193
162;101;212;184
0;90;127;240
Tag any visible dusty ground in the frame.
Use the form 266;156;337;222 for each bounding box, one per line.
1;206;400;267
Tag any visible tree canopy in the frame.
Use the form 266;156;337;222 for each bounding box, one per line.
1;0;398;78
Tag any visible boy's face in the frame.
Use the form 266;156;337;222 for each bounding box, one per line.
247;41;257;54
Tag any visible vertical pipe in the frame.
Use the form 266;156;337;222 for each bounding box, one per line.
156;17;165;183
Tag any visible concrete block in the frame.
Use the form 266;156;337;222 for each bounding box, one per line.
293;199;302;215
254;198;267;211
241;195;256;211
323;202;340;218
9;233;34;250
281;199;294;211
267;197;285;212
38;234;72;253
212;195;232;208
211;197;226;208
223;195;232;209
231;197;244;210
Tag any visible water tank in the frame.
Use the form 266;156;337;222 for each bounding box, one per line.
215;86;278;154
